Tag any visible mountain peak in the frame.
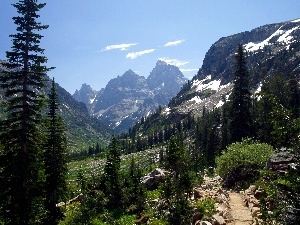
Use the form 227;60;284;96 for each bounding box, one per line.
123;69;137;77
156;60;167;66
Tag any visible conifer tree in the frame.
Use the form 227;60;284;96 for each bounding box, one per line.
229;44;253;143
122;157;146;213
44;78;67;225
102;136;122;208
0;1;51;224
163;136;194;224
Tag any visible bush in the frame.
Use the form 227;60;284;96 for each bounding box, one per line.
215;139;274;186
194;198;216;219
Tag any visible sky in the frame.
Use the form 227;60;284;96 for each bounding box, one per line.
0;1;299;94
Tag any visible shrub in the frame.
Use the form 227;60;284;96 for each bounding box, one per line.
194;198;216;219
215;139;274;182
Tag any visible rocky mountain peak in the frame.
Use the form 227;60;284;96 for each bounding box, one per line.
73;61;187;133
155;60;168;66
73;83;98;107
107;69;147;90
147;60;187;95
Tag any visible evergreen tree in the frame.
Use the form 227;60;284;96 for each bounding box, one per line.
163;136;194;224
102;136;122;208
122;157;146;213
44;78;67;225
220;100;230;150
229;44;253;143
0;1;51;224
286;77;300;119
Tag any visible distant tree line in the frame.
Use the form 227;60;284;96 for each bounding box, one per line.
68;142;104;160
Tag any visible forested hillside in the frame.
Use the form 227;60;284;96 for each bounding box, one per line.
0;62;112;155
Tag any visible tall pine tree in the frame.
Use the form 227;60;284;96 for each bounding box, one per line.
44;78;67;225
102;136;122;208
0;1;51;224
229;44;253;143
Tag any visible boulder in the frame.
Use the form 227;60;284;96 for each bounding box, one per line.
265;148;295;171
196;221;212;225
194;188;204;199
192;211;203;224
212;215;226;225
141;168;168;190
254;189;265;199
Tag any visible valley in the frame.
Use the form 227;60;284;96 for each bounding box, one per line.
0;4;299;223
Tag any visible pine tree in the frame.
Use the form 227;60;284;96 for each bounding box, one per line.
44;78;67;225
102;136;122;208
122;157;146;213
229;44;253;143
163;136;194;224
0;1;51;224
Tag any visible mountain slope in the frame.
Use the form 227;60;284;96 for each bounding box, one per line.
0;62;112;153
175;18;300;114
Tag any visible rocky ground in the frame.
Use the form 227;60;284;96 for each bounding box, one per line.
192;175;263;225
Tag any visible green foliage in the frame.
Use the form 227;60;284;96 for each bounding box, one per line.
215;139;274;179
194;198;216;219
160;136;196;224
257;152;300;224
121;157;146;214
102;136;122;209
255;73;300;149
168;198;192;225
146;189;161;200
44;78;68;224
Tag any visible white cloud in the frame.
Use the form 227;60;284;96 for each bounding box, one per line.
159;57;189;67
126;49;155;59
164;39;185;47
102;43;137;51
180;68;199;72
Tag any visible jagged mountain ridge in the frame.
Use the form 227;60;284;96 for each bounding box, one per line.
73;60;187;133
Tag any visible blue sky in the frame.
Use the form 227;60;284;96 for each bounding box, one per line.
0;0;299;94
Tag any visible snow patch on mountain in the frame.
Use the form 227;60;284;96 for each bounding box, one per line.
163;107;171;115
245;25;299;52
189;96;203;104
292;18;300;23
192;75;221;91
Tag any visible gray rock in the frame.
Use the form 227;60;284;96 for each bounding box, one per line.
141;168;168;190
265;148;295;171
212;215;226;225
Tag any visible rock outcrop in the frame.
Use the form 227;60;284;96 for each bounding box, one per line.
141;168;169;190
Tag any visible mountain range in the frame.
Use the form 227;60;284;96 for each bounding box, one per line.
73;60;187;133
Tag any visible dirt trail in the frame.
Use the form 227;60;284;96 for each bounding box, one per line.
227;192;253;225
